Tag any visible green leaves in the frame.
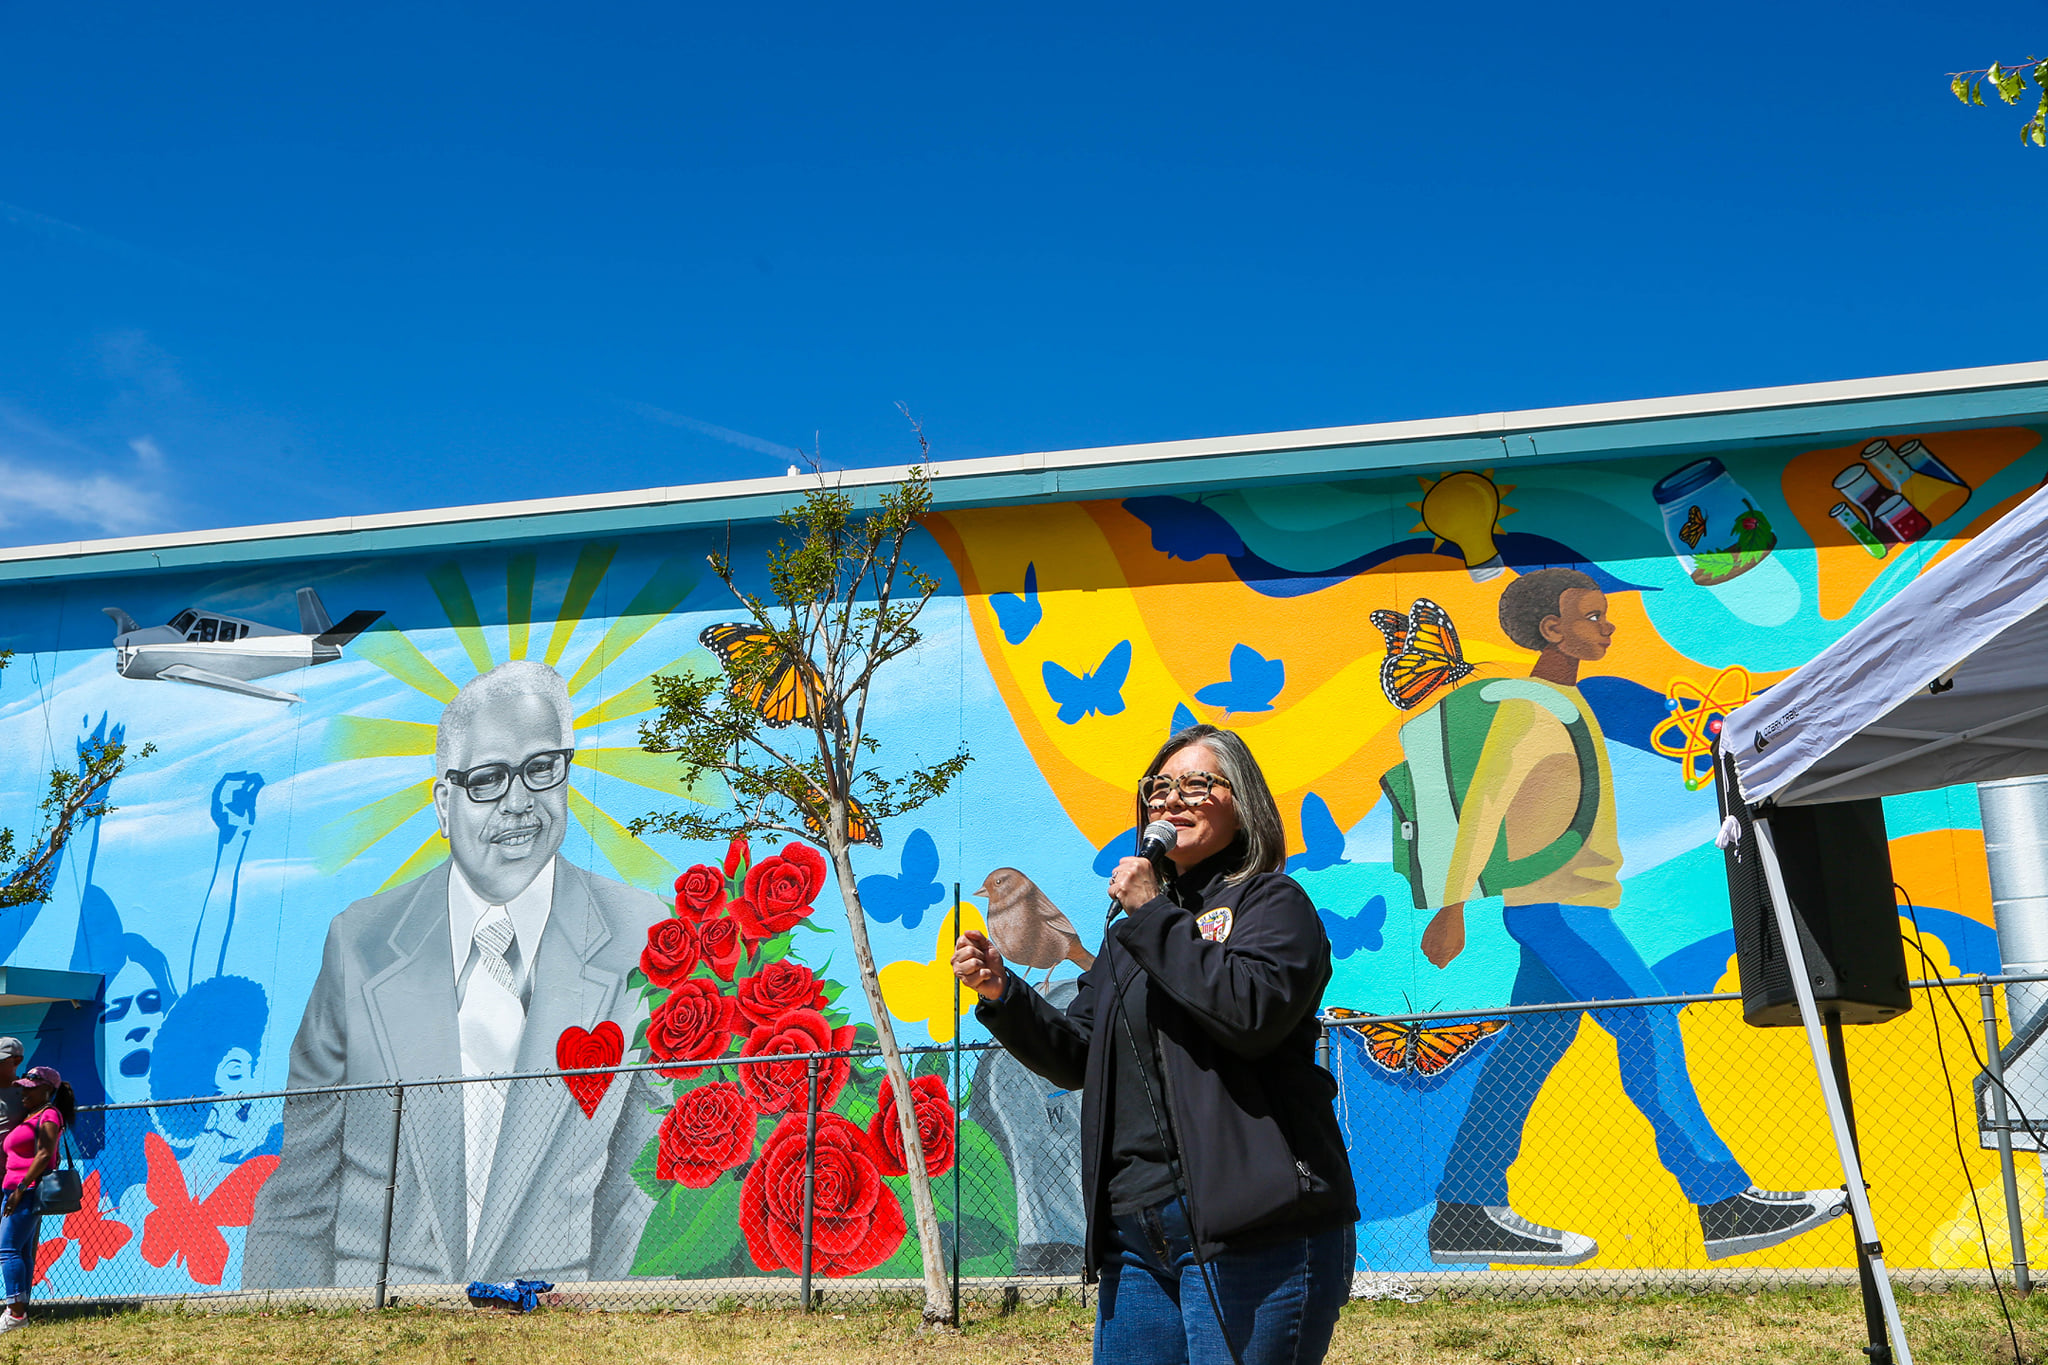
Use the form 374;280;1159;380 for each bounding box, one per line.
0;732;158;909
1951;57;2048;143
629;1165;751;1279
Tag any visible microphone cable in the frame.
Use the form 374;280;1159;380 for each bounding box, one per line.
1895;887;2026;1365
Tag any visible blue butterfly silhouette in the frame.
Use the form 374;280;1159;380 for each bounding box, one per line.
992;563;1042;645
1194;644;1284;713
856;828;945;929
1093;826;1139;877
1043;640;1131;724
1170;703;1198;738
1285;792;1351;873
1319;895;1386;958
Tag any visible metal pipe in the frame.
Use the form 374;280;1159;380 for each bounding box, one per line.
951;880;962;1329
1825;1011;1893;1365
374;1084;404;1310
1982;775;2048;1043
1982;980;2033;1294
800;1056;820;1312
1754;818;1915;1364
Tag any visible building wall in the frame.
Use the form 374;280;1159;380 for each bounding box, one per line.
0;418;2040;1290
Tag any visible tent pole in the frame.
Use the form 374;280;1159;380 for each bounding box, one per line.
1752;818;1914;1365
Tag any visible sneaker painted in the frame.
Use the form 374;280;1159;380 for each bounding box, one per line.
1428;1202;1598;1266
1699;1187;1848;1260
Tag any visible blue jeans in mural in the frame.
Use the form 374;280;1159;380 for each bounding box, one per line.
1436;902;1750;1208
1096;1196;1353;1365
0;1184;42;1305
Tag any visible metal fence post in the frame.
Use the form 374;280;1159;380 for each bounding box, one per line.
1980;980;2033;1293
374;1083;405;1310
951;881;963;1327
800;1056;820;1311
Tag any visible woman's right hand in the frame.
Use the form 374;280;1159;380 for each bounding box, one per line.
952;930;1008;1002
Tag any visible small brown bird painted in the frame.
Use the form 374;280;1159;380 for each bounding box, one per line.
974;867;1095;989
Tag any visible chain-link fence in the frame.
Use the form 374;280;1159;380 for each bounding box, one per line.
1329;973;2048;1298
27;1040;1062;1316
21;974;2048;1311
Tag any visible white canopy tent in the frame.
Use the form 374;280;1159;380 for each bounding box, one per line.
1728;481;2048;809
1718;481;2048;1365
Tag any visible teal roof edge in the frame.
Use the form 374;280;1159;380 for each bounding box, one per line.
4;362;2047;584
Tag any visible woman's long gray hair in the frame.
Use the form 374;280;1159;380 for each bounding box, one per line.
1133;724;1287;884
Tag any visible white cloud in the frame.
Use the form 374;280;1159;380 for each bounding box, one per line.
0;402;175;538
0;458;168;535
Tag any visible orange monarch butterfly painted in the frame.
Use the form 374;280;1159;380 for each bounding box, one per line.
1678;504;1708;549
699;623;816;728
796;791;885;850
1368;597;1475;711
1350;1016;1505;1077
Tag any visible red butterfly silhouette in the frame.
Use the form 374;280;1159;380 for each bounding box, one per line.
139;1133;279;1286
30;1171;133;1285
31;1237;64;1286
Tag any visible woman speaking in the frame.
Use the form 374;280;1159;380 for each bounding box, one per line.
954;725;1356;1364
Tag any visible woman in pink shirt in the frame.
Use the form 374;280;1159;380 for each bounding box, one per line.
0;1067;71;1331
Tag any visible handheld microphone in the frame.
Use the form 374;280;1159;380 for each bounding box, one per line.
1107;821;1179;921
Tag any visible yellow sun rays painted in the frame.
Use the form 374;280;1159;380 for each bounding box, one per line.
320;546;713;894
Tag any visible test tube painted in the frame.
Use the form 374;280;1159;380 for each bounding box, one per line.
1828;501;1887;558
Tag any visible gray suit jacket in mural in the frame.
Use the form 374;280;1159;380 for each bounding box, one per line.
243;859;665;1289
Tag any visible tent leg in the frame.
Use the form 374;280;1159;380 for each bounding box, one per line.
1753;819;1914;1365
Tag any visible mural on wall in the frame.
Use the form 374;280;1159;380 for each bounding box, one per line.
1;420;2045;1294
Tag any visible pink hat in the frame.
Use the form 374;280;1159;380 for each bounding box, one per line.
15;1066;59;1089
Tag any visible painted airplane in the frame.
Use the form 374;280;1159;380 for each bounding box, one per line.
102;589;384;704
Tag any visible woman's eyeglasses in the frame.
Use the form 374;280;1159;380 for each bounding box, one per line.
444;749;574;803
1140;771;1233;806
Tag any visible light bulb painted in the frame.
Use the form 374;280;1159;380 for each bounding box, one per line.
1420;471;1506;581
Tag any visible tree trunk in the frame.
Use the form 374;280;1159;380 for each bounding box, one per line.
827;841;954;1325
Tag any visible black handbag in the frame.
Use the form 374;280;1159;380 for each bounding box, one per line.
34;1129;81;1216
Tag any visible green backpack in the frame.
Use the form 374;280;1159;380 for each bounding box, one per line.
1379;678;1602;910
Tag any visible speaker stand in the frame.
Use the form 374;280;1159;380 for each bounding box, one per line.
1825;1010;1893;1365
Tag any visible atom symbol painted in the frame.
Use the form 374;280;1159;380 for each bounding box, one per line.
1650;666;1757;791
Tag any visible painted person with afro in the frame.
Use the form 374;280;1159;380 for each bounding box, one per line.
1419;568;1847;1266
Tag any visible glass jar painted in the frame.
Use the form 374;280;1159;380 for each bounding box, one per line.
1650;457;1777;586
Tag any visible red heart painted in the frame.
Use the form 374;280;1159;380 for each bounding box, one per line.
556;1021;624;1118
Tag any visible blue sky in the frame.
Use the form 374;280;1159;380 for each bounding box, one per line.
3;2;2043;547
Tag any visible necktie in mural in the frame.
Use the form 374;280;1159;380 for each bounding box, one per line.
458;905;525;1257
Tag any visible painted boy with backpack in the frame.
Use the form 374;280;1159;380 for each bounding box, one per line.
1384;567;1846;1265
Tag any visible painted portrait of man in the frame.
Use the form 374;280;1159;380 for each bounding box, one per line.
244;661;665;1289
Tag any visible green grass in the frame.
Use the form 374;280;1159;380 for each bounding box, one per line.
14;1286;2048;1364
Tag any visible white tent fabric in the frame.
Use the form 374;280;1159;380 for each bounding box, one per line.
1726;481;2048;808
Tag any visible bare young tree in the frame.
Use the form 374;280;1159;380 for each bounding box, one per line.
632;434;970;1324
0;654;157;908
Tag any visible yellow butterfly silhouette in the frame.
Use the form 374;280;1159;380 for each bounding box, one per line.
879;903;987;1044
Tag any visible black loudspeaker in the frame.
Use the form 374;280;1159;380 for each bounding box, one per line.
1716;749;1912;1027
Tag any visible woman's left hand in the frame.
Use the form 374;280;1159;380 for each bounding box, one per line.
3;1191;17;1216
1109;856;1163;912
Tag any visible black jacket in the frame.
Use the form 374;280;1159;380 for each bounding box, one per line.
975;853;1358;1272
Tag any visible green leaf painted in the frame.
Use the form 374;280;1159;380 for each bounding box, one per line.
629;1171;750;1278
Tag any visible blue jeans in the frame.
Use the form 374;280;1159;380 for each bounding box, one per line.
0;1184;41;1305
1096;1196;1353;1365
1437;902;1750;1208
